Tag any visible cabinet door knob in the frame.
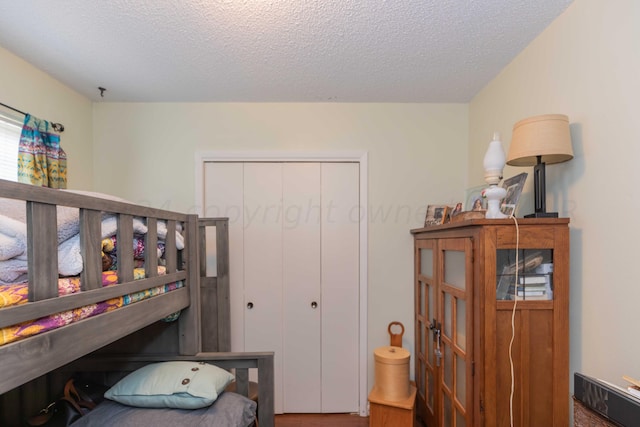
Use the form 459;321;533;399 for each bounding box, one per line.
311;301;318;309
247;302;254;309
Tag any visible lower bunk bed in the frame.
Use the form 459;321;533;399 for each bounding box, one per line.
4;347;274;427
0;179;274;426
60;351;274;427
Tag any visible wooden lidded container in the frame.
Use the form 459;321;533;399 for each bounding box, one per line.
373;345;411;402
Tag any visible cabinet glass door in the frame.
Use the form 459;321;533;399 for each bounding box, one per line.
496;249;553;301
439;238;473;427
415;240;437;427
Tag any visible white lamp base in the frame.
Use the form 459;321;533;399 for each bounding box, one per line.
484;185;508;219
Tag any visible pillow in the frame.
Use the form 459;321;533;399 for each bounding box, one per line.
104;361;235;409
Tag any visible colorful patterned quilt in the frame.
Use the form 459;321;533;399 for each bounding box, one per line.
0;267;183;346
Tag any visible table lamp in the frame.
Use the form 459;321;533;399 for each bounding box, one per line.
506;114;573;218
483;131;508;219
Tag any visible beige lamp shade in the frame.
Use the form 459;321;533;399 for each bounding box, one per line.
507;114;573;166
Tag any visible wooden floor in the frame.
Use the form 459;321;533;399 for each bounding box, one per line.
275;413;369;426
275;413;426;426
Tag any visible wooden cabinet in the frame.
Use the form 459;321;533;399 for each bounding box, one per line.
412;218;570;426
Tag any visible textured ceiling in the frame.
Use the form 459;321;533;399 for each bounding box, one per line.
0;0;573;103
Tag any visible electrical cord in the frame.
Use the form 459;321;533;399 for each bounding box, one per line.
507;214;520;427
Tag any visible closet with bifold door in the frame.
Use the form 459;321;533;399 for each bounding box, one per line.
203;161;360;415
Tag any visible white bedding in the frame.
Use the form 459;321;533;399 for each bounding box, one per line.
0;194;185;284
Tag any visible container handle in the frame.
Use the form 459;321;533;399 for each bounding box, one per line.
388;321;404;347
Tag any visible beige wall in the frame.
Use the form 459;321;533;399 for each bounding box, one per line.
93;102;469;387
470;0;640;390
0;46;94;189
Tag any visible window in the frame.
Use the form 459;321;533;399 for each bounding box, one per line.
0;111;22;182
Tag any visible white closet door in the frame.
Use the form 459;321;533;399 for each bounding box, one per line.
321;162;360;412
203;162;245;352
243;163;284;412
203;160;360;415
282;163;322;413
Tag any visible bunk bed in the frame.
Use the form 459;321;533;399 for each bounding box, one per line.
0;179;274;427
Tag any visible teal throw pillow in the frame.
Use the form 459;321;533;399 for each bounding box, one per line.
104;361;235;409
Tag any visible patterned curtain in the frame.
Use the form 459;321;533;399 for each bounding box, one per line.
17;114;67;188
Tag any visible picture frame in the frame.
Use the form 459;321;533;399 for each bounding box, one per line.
464;184;486;212
424;205;450;227
450;202;463;218
501;204;516;217
500;172;528;216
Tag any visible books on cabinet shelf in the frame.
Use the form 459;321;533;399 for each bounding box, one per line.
516;274;552;300
519;274;550;285
517;289;546;297
497;271;553;301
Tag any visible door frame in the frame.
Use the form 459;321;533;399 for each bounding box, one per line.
195;150;369;416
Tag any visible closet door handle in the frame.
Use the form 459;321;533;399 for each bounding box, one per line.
311;301;318;309
247;302;254;309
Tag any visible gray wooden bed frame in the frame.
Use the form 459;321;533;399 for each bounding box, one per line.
0;179;274;427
